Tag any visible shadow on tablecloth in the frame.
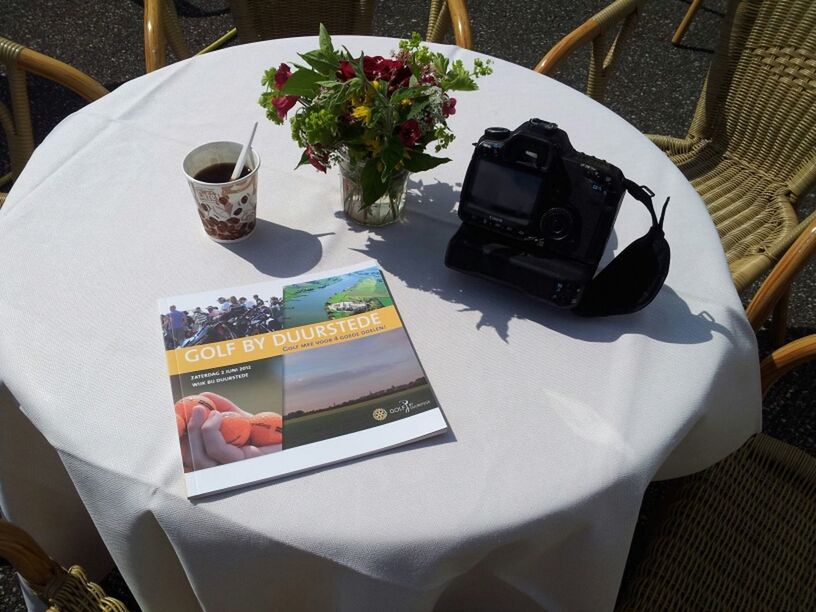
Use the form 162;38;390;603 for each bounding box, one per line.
346;179;734;346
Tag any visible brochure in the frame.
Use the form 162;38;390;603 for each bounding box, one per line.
158;260;447;497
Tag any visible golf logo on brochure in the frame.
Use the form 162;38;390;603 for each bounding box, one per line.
158;261;448;497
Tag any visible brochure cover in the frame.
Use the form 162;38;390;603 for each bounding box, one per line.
158;260;447;497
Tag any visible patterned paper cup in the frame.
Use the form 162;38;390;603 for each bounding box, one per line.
183;141;261;243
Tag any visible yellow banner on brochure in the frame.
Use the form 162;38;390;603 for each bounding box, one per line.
166;306;402;376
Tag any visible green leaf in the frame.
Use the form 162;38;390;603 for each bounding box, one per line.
432;54;449;75
440;60;478;91
390;86;429;104
381;138;405;177
280;68;324;96
407;99;430;120
319;24;334;55
295;150;311;170
298;51;338;77
361;159;388;207
402;151;451;173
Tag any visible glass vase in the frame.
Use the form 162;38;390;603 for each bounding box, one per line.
338;154;410;226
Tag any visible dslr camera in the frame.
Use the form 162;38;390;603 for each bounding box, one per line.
445;119;626;308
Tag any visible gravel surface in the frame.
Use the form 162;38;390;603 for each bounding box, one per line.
1;0;813;609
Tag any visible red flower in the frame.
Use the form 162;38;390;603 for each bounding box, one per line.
363;55;385;80
388;65;412;92
305;145;328;173
337;60;356;81
274;63;292;90
398;119;422;148
420;73;438;85
442;96;457;118
363;55;406;82
272;95;298;120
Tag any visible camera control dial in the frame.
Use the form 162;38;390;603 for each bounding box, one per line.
483;127;511;140
540;208;575;242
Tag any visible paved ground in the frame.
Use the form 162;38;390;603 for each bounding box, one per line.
1;1;814;610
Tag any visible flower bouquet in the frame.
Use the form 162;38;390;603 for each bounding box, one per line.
259;26;491;225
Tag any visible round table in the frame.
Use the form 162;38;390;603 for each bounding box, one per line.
0;37;761;611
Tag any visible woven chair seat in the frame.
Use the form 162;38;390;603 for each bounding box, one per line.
649;134;800;291
0;520;129;611
36;565;129;612
618;433;816;610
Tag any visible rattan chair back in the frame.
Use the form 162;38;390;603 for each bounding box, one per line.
0;519;129;611
230;0;375;43
537;0;816;303
0;37;107;197
534;0;646;101
651;0;816;291
687;0;815;185
145;1;472;73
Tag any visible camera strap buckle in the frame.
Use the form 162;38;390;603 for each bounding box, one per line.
623;179;669;230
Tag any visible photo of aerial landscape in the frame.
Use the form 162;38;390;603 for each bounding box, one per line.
282;328;437;448
283;267;394;328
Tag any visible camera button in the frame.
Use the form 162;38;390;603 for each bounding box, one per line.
484;127;511;140
530;118;557;132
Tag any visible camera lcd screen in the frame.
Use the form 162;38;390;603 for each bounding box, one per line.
468;159;542;221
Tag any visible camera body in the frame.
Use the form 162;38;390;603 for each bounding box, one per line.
445;119;626;308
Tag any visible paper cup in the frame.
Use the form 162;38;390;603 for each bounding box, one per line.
183;141;261;243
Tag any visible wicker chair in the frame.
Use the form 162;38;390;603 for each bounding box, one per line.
537;0;816;343
534;0;646;102
0;519;129;611
144;0;472;73
672;0;703;45
0;37;107;204
616;217;816;610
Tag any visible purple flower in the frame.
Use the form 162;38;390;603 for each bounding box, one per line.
442;96;457;118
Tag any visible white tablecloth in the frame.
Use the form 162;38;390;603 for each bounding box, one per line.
0;37;761;611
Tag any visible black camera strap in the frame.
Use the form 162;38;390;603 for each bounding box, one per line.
574;180;671;317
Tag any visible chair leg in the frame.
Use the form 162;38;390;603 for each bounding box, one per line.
769;288;790;348
672;0;703;45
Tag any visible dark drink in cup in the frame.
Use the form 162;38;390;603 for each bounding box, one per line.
183;142;261;243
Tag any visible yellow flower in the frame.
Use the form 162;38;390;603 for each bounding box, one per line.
400;98;411;107
351;104;372;125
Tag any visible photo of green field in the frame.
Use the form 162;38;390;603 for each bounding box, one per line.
283;382;435;448
283;267;393;327
325;273;393;319
282;327;436;448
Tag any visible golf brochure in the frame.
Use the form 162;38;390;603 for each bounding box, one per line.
158;260;447;497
